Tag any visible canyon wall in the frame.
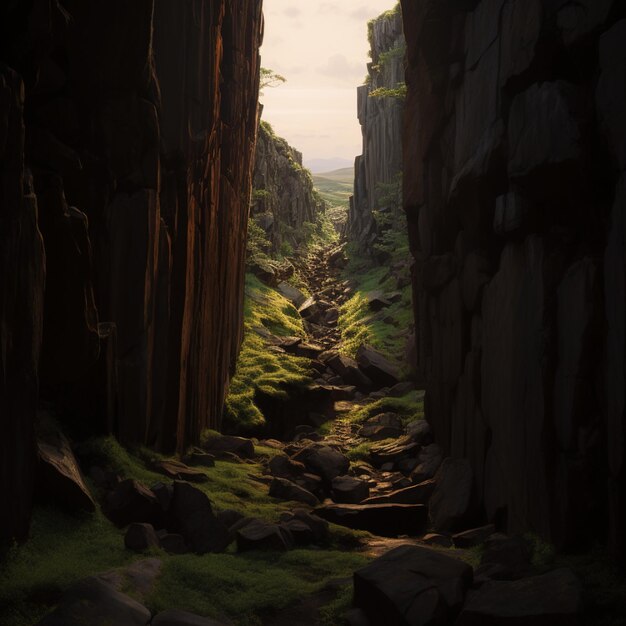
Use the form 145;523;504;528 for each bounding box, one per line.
251;122;325;254
402;0;626;557
0;0;263;543
349;5;405;249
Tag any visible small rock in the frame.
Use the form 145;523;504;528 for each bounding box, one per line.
331;475;370;504
370;437;420;467
280;519;315;546
268;454;306;479
182;452;215;468
421;533;454;548
291;443;350;482
104;479;161;528
153;459;209;483
236;519;293;552
406;420;433;445
429;458;474;532
453;524;496;549
363;480;436;506
410;443;443;483
203;435;255;459
269;477;319;507
355;344;402;388
277;282;307;308
124;523;160;552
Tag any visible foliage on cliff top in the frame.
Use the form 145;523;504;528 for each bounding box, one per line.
223;274;312;433
369;83;407;100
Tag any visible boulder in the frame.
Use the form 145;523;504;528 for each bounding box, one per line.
363;480;436;506
429;458;474;532
169;481;231;553
353;545;473;625
326;353;373;388
151;482;173;512
331;475;370;504
203;435;254;459
152;609;227;625
370;437;420;467
294;341;325;359
421;533;454;548
291;444;350;482
366;290;392;311
36;428;95;513
356;345;402;388
410;444;443;484
36;577;151;626
268;454;306;479
153;459;209;483
105;479;161;528
277;281;307;308
298;297;323;323
236;519;292;552
457;568;583;625
314;503;428;537
182;452;216;468
124;523;160;552
159;533;187;555
453;524;495;549
280;519;316;546
359;413;404;440
269;477;319;507
406;420;433;446
479;533;533;580
279;509;329;543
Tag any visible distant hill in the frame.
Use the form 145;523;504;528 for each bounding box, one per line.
305;157;353;174
313;167;354;208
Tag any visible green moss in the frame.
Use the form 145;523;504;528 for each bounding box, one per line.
345;390;424;425
223;274;313;433
369;83;407;99
147;549;368;626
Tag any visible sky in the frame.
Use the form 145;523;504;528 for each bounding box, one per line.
260;0;398;171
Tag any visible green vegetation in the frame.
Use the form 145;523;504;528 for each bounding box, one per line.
260;67;286;91
345;390;424;426
312;167;354;209
369;83;407;100
223;274;312;433
148;549;367;626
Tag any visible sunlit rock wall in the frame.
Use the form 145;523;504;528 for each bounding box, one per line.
402;0;626;557
349;5;405;249
0;0;263;543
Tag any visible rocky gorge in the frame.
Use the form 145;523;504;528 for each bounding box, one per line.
1;0;626;625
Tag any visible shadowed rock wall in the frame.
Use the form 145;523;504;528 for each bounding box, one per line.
402;0;626;557
0;0;262;543
349;6;405;249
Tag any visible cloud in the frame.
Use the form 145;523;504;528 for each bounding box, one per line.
317;54;364;83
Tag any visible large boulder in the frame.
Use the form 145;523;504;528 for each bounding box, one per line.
36;428;95;513
325;352;373;388
124;523;160;552
277;281;307;308
331;475;370;504
314;503;428;537
36;577;151;626
269;477;319;507
291;444;350;482
169;481;231;554
457;568;583;625
356;345;402;388
429;458;474;532
104;479;162;528
353;545;473;625
236;519;293;552
268;454;306;479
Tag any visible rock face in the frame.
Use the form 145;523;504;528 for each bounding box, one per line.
250;122;325;255
0;1;263;543
348;4;405;250
402;0;626;558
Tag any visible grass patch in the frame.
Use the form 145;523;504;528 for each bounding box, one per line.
223;274;313;433
147;549;368;626
345;390;424;426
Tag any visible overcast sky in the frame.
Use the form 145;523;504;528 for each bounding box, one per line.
260;0;398;170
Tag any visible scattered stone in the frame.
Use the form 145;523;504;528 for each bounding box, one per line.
182;451;216;468
298;297;322;323
280;509;329;543
406;420;433;446
277;281;307;308
169;481;231;554
366;290;392;311
203;435;254;459
331;475;370;504
292;444;350;482
363;480;436;506
410;444;443;483
153;459;209;483
325;353;373;388
294;472;324;498
355;344;402;388
259;438;284;450
104;479;162;528
479;533;533;580
314;503;428;537
429;458;474;532
422;533;454;548
236;519;292;552
124;523;160;552
280;519;315;546
453;524;496;549
268;454;306;479
152;609;227;625
36;427;95;513
295;341;325;359
216;509;246;530
456;568;583;625
359;413;404;440
159;533;187;555
151;482;173;512
269;477;319;507
36;577;151;626
370;437;420;467
353;545;473;625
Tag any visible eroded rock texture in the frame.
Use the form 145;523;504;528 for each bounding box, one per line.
0;0;262;542
348;5;405;249
251;122;325;254
402;0;626;557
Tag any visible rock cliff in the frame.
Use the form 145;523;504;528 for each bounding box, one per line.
349;4;405;249
251;121;325;255
402;0;626;558
0;0;263;543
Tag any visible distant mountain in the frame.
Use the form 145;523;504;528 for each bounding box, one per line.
304;157;354;174
313;167;354;208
